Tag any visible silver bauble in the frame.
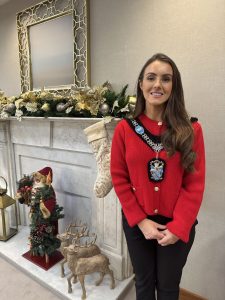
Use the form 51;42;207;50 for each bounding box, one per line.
56;103;65;112
56;102;71;112
99;103;110;116
4;103;16;114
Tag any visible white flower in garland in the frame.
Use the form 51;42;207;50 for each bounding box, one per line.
112;100;119;112
0;111;10;119
119;103;130;112
66;106;73;114
15;109;23;121
26;102;38;112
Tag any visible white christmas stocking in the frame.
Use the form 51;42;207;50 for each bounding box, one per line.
84;120;113;198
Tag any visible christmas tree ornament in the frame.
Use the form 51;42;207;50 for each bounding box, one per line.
128;96;136;113
99;103;110;116
56;103;65;112
41;102;50;112
84;120;112;198
56;101;71;112
4;103;16;114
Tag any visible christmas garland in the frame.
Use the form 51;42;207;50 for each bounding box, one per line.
0;82;136;120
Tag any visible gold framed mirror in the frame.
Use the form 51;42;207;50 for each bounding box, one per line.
17;0;90;95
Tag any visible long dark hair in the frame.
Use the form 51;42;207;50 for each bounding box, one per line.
134;53;196;172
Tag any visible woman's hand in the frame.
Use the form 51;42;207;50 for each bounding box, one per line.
157;229;179;246
138;218;166;240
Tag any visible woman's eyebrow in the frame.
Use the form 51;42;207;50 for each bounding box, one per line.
145;72;173;77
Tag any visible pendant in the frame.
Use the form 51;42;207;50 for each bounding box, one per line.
148;158;166;182
135;124;144;135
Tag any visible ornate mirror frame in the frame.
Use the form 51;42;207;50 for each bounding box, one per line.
17;0;90;94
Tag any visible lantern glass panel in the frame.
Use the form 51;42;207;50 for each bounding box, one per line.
0;195;18;241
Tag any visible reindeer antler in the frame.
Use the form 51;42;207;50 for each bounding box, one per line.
72;232;97;248
64;221;88;247
65;223;72;233
65;221;87;235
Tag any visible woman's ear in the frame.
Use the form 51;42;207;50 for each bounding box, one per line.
139;80;143;91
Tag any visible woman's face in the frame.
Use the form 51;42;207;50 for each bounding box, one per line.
140;60;173;110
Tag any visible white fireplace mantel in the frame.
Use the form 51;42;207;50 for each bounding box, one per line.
0;117;132;280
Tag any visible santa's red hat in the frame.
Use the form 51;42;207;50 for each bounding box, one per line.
37;167;53;184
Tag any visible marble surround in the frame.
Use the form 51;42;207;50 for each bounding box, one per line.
0;118;133;282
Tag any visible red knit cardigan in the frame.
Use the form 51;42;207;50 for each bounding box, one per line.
110;114;205;242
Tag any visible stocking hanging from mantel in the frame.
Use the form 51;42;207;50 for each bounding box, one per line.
84;119;113;198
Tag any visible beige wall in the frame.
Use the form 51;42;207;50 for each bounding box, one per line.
0;0;40;95
0;0;225;299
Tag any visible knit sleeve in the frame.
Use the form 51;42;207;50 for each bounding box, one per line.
166;122;205;242
110;121;147;226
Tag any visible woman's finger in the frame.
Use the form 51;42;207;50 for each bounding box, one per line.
158;235;168;245
155;223;167;230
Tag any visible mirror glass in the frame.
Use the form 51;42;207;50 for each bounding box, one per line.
29;14;74;90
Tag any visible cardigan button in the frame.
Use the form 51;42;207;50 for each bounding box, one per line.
154;209;158;214
158;121;163;126
132;187;136;192
154;186;159;192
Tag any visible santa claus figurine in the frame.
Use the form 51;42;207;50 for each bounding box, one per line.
32;167;55;220
16;167;64;262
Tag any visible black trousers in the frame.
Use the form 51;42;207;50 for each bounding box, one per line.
122;213;197;300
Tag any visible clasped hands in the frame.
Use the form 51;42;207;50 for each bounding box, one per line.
138;218;179;246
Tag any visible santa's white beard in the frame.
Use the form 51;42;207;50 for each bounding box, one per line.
33;181;45;189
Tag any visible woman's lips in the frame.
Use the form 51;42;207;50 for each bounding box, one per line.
150;92;164;97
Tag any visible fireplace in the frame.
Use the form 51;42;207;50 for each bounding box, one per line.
0;117;132;280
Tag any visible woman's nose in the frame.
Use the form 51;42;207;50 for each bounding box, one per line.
153;78;161;87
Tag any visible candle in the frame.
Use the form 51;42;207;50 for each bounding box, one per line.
0;209;10;236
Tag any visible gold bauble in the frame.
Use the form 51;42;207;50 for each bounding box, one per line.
41;103;50;112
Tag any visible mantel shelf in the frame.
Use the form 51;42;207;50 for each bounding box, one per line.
0;117;121;122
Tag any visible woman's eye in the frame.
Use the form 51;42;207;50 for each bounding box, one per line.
162;77;171;82
147;76;155;81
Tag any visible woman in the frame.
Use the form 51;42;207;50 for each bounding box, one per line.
110;53;205;300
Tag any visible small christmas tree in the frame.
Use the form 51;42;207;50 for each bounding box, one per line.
16;167;64;262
